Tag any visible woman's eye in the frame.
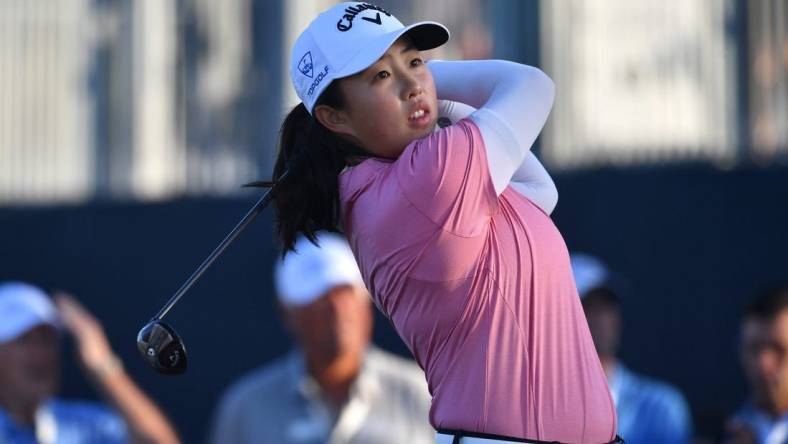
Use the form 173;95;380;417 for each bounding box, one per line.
375;70;390;80
410;58;423;67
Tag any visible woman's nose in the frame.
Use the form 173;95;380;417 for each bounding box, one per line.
402;74;423;100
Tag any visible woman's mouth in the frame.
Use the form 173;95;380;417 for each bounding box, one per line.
408;108;431;128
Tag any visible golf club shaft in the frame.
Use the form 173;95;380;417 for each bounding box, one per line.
153;174;285;320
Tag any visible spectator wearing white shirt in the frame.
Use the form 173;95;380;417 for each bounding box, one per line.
210;232;433;444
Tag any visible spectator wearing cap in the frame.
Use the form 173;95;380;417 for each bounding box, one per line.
724;285;788;444
570;254;693;444
0;282;180;444
210;232;433;444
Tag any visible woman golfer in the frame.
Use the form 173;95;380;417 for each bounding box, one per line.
268;2;621;443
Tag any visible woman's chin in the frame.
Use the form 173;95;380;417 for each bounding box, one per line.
408;119;438;138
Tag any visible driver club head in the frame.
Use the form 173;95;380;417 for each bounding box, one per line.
136;320;188;375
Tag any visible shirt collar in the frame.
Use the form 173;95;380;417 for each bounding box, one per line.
736;401;788;444
0;402;49;444
287;346;383;404
0;406;15;436
607;361;631;404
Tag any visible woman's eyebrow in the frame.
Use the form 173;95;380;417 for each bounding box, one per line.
400;42;417;53
371;42;416;68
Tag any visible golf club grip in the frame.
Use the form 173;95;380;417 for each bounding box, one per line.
153;172;287;320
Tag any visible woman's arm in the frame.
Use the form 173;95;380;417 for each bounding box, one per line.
431;62;558;213
509;152;558;215
429;60;555;196
436;100;476;126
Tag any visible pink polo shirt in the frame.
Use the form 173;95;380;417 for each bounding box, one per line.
339;119;616;443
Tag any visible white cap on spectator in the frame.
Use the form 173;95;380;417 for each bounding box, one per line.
0;282;61;343
275;233;365;306
570;253;610;299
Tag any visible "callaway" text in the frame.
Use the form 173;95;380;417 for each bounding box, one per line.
336;3;391;31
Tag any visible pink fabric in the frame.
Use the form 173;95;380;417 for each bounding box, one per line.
339;120;616;443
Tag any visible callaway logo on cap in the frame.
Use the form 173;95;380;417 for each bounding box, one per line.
298;52;314;78
290;2;449;114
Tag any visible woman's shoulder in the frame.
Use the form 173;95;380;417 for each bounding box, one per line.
339;158;393;200
400;118;483;164
340;118;485;203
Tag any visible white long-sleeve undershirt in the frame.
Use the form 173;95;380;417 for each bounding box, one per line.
430;60;558;215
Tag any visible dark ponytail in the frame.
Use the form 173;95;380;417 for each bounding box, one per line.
257;81;369;252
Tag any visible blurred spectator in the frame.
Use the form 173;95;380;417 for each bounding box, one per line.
459;22;493;60
210;232;433;444
571;254;693;444
724;285;788;444
0;282;180;444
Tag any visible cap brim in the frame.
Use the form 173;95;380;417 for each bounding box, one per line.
405;21;450;51
0;315;60;343
335;21;449;79
279;275;362;307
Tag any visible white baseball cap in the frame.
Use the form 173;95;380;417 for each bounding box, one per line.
290;2;449;113
569;254;610;299
0;282;61;343
275;232;365;306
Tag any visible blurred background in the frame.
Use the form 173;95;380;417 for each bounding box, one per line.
0;0;786;442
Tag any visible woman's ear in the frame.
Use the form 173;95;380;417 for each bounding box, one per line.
314;105;356;139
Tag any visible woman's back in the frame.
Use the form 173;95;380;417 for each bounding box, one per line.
340;119;616;443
